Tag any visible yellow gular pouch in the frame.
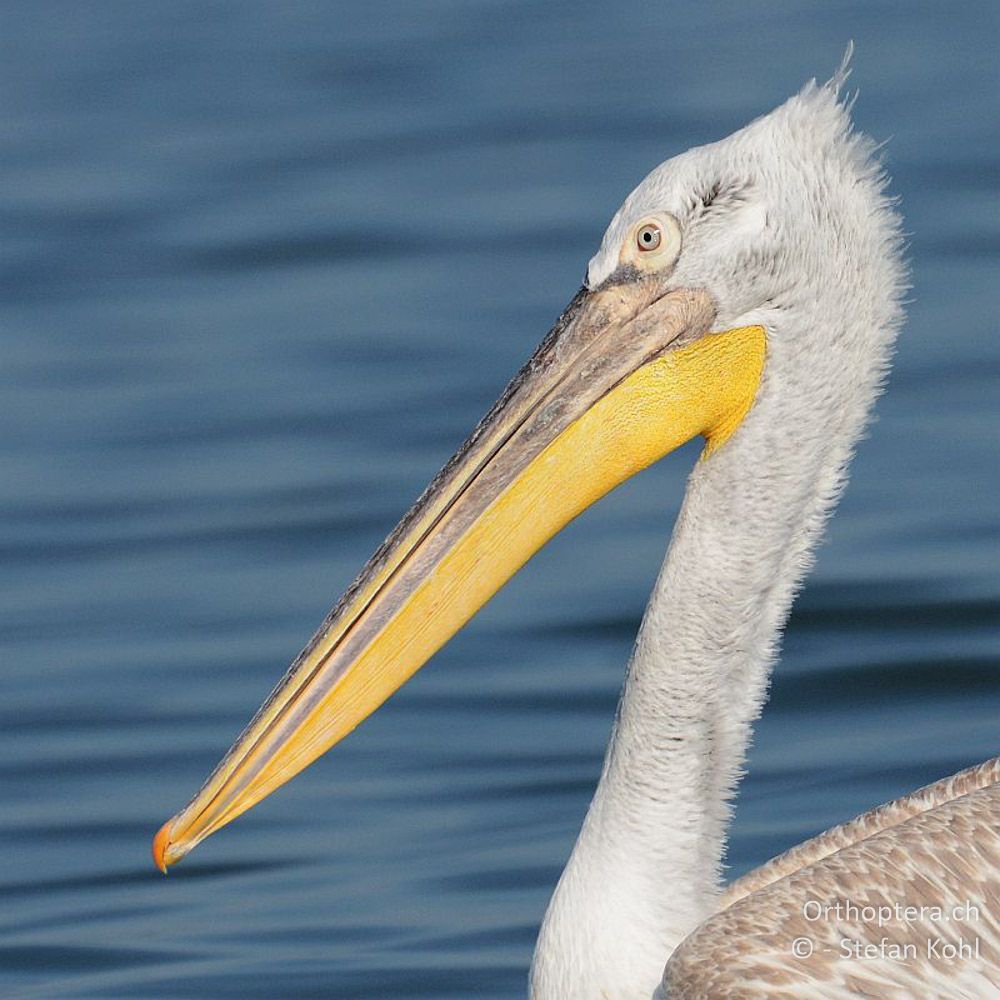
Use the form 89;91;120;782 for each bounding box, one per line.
153;321;768;855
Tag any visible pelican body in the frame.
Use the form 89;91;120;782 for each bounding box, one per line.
153;61;1000;998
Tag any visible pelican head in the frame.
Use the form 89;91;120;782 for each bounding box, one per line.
153;63;904;999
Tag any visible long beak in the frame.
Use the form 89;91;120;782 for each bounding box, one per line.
153;279;764;871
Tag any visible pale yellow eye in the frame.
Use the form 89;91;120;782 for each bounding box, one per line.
621;214;682;270
636;223;662;252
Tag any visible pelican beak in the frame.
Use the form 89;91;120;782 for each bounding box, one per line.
153;280;765;871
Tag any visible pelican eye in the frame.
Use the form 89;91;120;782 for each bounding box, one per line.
620;213;681;270
636;223;662;252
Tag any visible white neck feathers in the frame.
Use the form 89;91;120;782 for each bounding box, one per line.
530;80;905;1000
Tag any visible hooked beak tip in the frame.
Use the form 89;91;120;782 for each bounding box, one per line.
152;820;172;874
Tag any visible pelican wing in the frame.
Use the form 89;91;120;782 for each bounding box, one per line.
662;758;1000;999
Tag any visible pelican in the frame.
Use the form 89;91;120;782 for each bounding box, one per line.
153;58;1000;998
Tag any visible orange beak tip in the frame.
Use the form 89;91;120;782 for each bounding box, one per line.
152;820;172;875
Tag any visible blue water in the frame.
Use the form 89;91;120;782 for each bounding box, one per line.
2;3;998;997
